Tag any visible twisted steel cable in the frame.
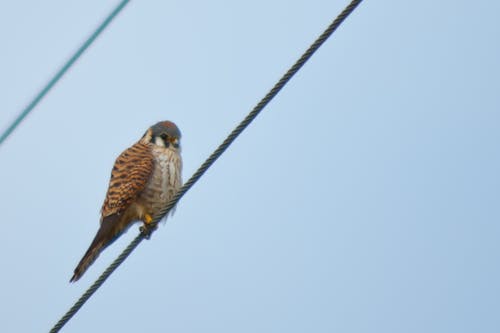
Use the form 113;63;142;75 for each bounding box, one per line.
49;0;363;331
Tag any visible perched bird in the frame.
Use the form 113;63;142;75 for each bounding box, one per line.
70;121;183;282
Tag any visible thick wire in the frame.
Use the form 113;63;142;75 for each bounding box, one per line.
0;0;130;147
49;0;363;331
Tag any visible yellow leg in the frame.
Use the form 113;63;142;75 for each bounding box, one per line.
144;213;153;225
140;213;156;239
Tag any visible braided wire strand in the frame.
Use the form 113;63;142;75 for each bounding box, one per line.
49;0;363;331
0;0;130;147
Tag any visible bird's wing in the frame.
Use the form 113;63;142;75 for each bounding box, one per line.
70;142;154;282
100;141;154;220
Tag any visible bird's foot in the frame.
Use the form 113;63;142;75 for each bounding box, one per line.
140;224;157;239
144;213;154;225
140;214;157;239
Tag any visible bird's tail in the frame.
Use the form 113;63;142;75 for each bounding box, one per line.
70;215;121;283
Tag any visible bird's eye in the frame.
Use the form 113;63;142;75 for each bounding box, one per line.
160;134;168;140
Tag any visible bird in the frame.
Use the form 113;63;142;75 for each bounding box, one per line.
70;121;183;282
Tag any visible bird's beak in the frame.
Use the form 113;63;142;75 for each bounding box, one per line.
169;137;179;147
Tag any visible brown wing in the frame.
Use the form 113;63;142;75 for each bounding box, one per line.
100;141;154;220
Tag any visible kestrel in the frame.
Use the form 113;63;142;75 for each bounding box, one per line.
70;121;183;282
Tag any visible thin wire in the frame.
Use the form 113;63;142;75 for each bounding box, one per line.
0;0;130;147
49;0;363;331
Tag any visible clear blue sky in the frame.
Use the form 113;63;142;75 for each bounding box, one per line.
1;1;499;332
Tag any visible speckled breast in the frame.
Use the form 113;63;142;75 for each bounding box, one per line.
138;146;182;216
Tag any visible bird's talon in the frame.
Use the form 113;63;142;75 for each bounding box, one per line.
140;225;149;239
140;223;157;239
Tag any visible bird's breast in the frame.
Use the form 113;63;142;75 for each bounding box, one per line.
139;147;182;216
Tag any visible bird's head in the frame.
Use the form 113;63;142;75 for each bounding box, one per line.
142;121;181;150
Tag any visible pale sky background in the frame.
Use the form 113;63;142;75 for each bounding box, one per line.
0;1;499;332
